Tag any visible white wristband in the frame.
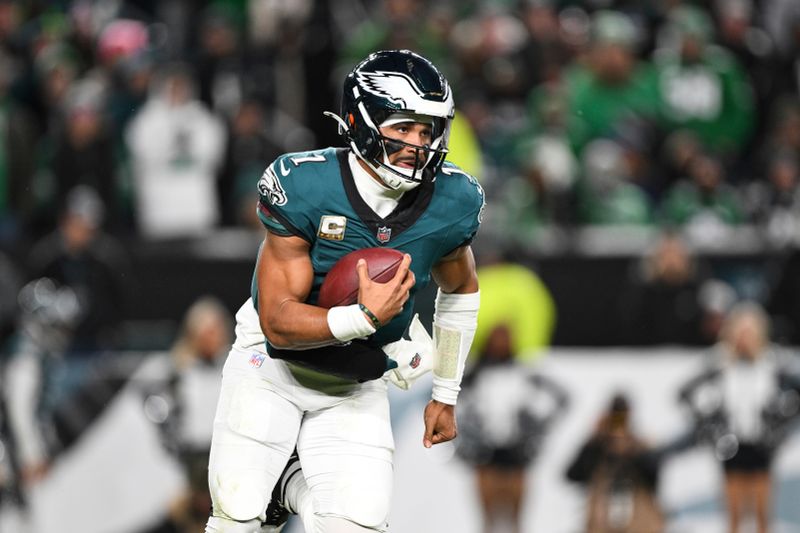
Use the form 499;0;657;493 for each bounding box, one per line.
327;304;376;342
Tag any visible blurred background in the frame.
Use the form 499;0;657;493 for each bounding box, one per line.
0;0;800;532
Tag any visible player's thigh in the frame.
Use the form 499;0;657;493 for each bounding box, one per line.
208;368;302;521
297;382;394;529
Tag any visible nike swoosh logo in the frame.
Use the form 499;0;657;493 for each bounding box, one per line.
280;159;290;176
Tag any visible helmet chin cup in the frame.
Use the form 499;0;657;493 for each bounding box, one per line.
354;151;421;192
377;161;422;192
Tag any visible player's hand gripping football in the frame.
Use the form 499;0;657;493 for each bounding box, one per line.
423;400;457;448
356;253;415;327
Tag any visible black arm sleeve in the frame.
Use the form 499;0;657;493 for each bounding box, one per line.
269;340;390;382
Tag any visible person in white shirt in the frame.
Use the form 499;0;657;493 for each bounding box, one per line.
125;65;225;239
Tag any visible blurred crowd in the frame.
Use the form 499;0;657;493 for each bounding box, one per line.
0;0;797;246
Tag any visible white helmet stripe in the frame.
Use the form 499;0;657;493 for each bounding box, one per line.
357;100;379;130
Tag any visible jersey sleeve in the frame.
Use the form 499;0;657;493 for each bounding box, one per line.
440;163;486;253
256;153;323;242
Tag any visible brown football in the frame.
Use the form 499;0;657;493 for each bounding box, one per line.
317;247;406;308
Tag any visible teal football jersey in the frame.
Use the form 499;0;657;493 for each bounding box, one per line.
252;147;484;362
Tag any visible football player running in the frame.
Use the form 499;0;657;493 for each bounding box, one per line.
205;50;484;533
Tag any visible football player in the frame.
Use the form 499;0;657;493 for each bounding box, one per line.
205;50;484;533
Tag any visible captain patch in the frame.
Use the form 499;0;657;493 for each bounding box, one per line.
318;215;347;241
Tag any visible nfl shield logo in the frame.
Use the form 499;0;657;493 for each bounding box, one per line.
377;226;392;243
249;352;266;368
410;353;421;369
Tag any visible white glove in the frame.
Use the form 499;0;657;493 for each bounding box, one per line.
383;314;433;390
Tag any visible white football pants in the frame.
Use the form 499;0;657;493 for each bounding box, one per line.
205;345;394;532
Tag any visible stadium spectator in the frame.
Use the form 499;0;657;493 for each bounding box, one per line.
105;50;155;145
26;186;130;355
193;6;248;118
509;85;577;228
517;0;569;90
566;393;665;533
563;10;659;152
576;138;652;226
657;129;703;195
760;99;800;161
448;5;532;104
456;324;568;533
217;98;282;229
713;0;775;151
659;151;745;245
763;0;800;98
124;65;226;239
622;232;707;345
742;150;800;248
678;303;800;533
48;79;123;232
653;5;755;157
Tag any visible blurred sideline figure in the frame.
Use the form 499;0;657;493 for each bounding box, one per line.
26;185;130;358
143;296;232;533
472;258;556;364
566;393;664;533
622;231;706;346
456;324;568;533
3;186;129;499
679;303;800;533
2;277;81;509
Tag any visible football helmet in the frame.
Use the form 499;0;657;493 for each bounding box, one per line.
326;50;454;192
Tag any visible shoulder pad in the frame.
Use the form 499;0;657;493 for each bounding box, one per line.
257;148;339;241
437;162;486;228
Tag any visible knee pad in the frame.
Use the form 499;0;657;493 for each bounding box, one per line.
325;470;391;529
205;515;263;533
209;469;271;523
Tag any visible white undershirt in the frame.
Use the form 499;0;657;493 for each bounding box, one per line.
348;152;403;218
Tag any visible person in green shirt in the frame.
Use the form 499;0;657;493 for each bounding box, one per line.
659;151;745;240
563;10;659;152
577;138;653;226
653;5;755;156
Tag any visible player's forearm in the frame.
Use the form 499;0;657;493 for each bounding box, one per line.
261;299;377;349
431;289;480;405
260;300;337;349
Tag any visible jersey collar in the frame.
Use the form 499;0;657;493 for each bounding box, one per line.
337;148;434;243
